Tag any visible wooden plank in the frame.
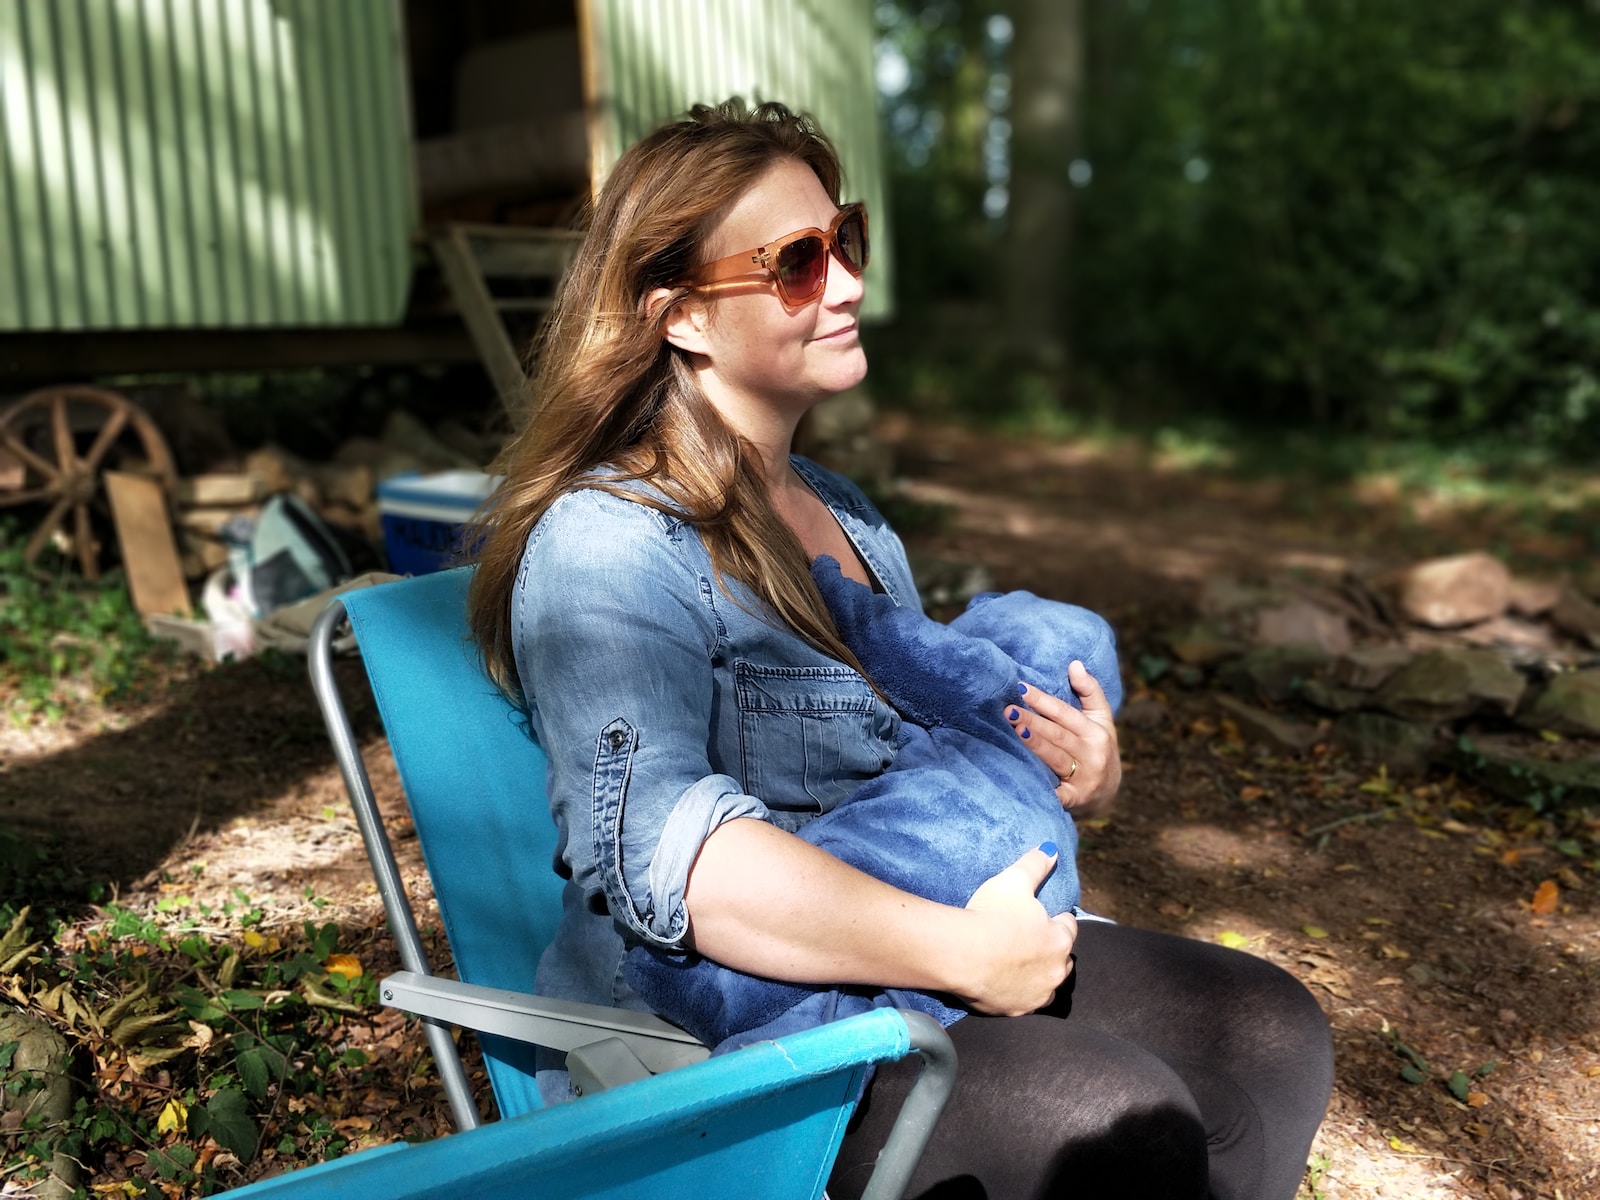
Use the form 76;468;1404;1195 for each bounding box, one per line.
104;471;191;618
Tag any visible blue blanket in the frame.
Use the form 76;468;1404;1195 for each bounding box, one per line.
625;556;1123;1053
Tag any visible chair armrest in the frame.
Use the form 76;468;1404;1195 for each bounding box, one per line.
380;971;710;1076
565;1037;653;1096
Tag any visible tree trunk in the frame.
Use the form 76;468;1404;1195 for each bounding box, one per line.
1004;0;1084;378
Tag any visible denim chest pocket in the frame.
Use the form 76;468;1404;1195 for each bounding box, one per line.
735;662;899;813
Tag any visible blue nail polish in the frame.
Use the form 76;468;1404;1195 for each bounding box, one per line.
1016;683;1028;696
1007;708;1020;721
1039;841;1059;857
1021;728;1031;739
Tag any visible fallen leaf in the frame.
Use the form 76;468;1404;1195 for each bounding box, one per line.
324;953;364;981
1238;785;1266;802
1386;1133;1420;1153
1215;930;1251;949
243;931;281;955
1466;1091;1489;1107
1530;879;1560;915
156;1098;188;1135
1301;924;1330;939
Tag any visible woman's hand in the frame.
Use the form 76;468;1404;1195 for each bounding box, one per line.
956;845;1079;1016
1005;662;1122;818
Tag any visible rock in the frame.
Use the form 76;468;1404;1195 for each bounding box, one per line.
1197;576;1277;619
1516;669;1600;738
1164;622;1245;666
1118;696;1170;731
1395;551;1512;628
797;388;892;488
1298;677;1370;713
1329;644;1414;690
1455;615;1559;659
0;1005;78;1200
1375;647;1527;722
1550;585;1600;649
1450;740;1600;809
1253;599;1353;656
1217;644;1331;704
798;385;876;446
1508;576;1563;617
1215;694;1320;752
1331;712;1441;774
1578;559;1600;601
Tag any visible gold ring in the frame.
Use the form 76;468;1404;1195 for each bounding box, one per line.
1067;758;1079;780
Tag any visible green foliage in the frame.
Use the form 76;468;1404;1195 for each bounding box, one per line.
875;0;1009;311
1074;0;1600;455
872;1;1600;453
0;518;174;719
0;897;384;1195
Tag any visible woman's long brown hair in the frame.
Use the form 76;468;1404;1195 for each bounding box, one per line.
466;100;871;699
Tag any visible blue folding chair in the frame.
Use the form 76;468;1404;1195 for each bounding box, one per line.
226;567;955;1198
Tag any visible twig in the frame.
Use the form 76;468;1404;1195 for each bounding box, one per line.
1304;809;1392;841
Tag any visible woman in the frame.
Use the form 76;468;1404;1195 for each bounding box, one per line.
468;99;1332;1200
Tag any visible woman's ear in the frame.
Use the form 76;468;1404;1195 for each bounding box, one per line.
651;287;712;357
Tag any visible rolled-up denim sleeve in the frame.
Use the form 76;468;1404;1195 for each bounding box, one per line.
513;491;769;951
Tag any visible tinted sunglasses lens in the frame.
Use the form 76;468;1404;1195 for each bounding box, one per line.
776;235;827;302
835;211;867;273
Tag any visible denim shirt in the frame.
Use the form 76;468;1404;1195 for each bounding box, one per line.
511;456;919;1021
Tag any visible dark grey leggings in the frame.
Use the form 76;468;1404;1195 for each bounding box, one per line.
828;922;1334;1200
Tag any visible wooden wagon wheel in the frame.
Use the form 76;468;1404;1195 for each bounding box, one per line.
0;384;177;580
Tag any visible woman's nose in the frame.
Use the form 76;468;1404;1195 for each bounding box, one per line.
825;252;865;307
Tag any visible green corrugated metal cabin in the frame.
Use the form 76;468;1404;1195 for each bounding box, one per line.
0;0;889;376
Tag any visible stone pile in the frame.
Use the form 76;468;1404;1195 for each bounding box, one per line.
1158;551;1600;807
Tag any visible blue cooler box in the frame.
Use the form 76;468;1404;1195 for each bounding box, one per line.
376;470;501;575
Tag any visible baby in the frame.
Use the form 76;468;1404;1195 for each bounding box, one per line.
626;555;1122;1053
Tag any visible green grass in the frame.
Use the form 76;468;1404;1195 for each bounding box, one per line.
0;518;176;720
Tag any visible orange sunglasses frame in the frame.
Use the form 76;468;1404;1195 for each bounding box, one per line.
675;202;869;307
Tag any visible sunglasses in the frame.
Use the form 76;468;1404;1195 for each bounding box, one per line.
675;202;869;307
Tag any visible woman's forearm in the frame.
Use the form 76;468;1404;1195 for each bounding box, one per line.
683;817;1077;1017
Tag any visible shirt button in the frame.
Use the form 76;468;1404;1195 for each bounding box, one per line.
608;730;627;751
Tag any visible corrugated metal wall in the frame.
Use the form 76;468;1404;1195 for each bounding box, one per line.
584;0;893;319
0;0;415;332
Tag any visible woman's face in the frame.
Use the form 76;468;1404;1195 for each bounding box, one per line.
675;158;868;432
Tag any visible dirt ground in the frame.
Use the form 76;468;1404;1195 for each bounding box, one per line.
6;418;1598;1198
